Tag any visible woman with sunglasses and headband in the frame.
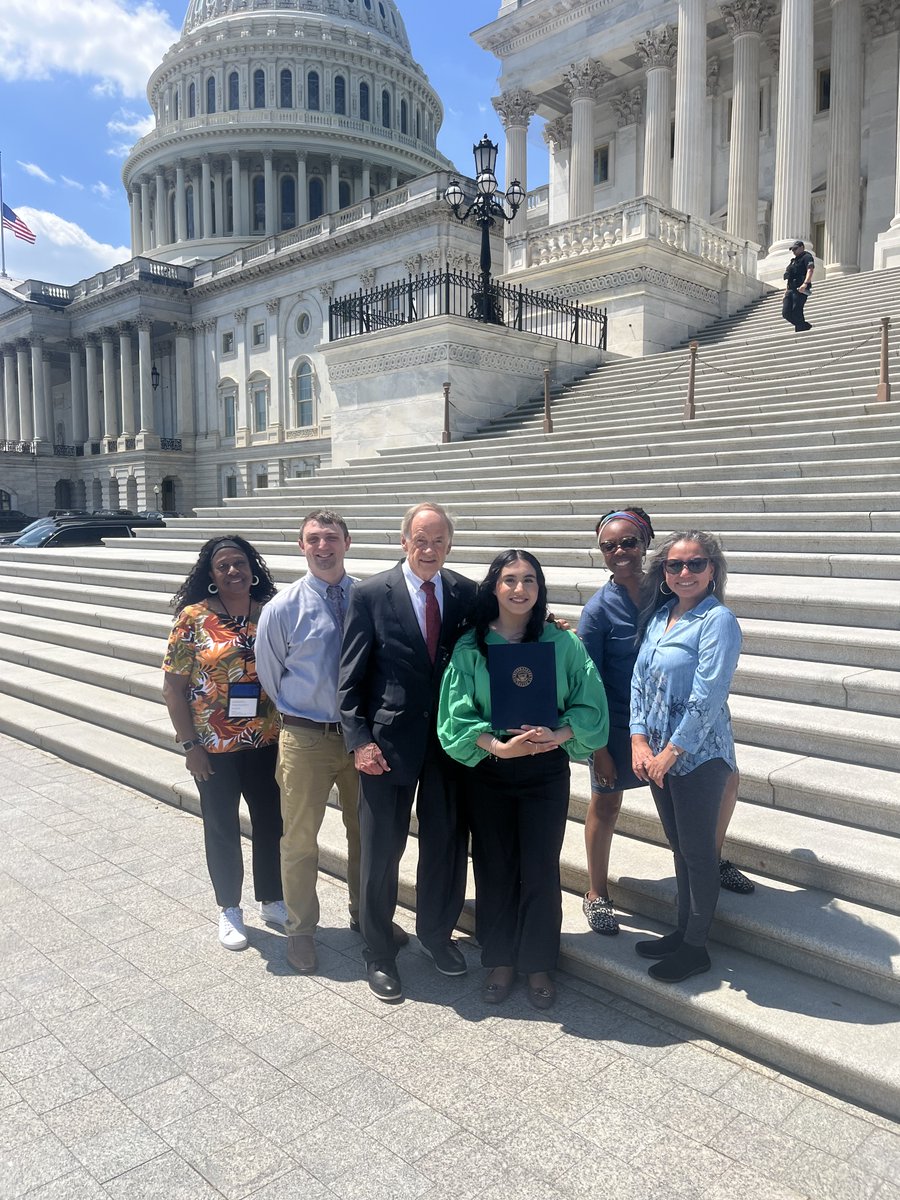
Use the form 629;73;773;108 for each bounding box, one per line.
163;536;286;951
629;531;742;982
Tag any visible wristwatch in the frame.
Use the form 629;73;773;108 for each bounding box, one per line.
177;738;199;752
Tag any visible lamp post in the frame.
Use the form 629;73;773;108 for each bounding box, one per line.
445;134;525;324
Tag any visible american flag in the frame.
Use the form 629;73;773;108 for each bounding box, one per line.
2;203;36;244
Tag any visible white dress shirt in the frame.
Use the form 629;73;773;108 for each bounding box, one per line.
401;558;444;640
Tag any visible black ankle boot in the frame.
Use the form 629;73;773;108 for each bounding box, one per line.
634;931;683;959
648;943;710;983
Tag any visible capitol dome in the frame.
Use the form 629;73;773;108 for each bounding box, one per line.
122;0;449;263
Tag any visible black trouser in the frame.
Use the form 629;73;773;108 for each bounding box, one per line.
782;288;809;329
465;749;571;974
357;744;468;965
649;757;732;948
197;743;283;909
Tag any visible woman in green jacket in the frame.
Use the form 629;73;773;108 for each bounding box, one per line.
438;550;608;1010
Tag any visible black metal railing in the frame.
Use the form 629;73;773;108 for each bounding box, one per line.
1;439;36;454
328;268;607;349
160;438;183;452
53;444;82;457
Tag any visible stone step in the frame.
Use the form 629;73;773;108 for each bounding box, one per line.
733;655;900;716
2;687;898;1119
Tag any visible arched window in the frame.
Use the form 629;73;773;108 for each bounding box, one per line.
308;177;324;220
339;180;351;209
253;68;265;109
334;74;346;115
382;89;391;128
188;82;196;117
307;70;320;111
280;176;296;230
296;362;314;426
280;68;293;108
252;175;265;232
359;81;370;121
174;91;180;121
400;98;408;134
185;185;195;239
250;376;269;432
228;71;239;110
206;75;216;114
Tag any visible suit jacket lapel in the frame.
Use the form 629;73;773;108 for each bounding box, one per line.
387;562;432;668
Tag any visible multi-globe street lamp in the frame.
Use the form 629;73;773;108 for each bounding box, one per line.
444;134;525;324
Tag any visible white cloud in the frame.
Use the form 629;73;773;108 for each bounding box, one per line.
0;0;179;98
17;161;55;184
106;108;155;158
3;207;130;286
61;176;85;191
92;181;114;201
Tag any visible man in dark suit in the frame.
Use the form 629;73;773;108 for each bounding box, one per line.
339;502;477;1002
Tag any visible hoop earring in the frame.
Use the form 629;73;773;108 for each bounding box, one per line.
252;575;260;587
707;579;715;594
207;583;218;595
659;580;673;596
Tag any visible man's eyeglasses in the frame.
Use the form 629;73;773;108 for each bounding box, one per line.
664;557;710;575
598;536;640;552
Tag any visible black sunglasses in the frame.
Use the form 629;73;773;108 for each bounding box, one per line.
598;536;641;552
664;557;710;575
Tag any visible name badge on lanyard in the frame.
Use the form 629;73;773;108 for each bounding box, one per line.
228;681;261;719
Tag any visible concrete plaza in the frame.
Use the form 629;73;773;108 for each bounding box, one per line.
1;730;898;1200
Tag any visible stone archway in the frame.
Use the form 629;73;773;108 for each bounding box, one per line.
54;479;74;509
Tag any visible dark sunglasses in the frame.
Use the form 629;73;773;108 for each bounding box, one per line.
598;536;641;552
664;557;710;575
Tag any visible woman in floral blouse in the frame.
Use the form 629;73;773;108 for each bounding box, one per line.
163;535;285;951
630;531;742;984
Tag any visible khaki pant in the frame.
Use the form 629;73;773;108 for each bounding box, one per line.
277;724;361;936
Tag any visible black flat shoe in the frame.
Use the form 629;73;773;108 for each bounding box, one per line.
635;931;683;959
648;944;711;983
527;980;557;1011
366;960;403;1003
482;970;515;1005
421;940;467;976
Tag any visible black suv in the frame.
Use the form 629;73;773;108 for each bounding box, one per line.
7;519;137;549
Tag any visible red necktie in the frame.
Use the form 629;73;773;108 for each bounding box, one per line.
421;580;441;663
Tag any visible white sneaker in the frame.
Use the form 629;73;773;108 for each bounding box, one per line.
259;899;288;929
219;906;248;950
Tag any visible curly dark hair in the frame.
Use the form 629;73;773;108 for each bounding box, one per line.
171;535;277;613
637;530;728;635
474;550;549;658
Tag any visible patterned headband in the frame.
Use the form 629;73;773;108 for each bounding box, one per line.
598;510;652;544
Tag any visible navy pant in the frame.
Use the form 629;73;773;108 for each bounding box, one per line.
782;289;809;329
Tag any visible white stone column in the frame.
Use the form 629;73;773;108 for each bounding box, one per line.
874;31;900;268
129;188;142;256
264;151;275;235
101;330;119;441
761;0;815;275
201;155;213;240
155;171;166;248
493;88;538;239
175;324;194;436
137;319;155;435
84;338;101;443
42;353;52;444
825;0;863;275
0;357;6;443
563;61;606;218
3;347;19;442
231;154;242;235
16;343;32;442
330;157;340;212
542;116;573;224
361;161;370;202
30;338;47;442
636;26;677;206
722;2;773;242
140;178;152;251
68;341;86;445
119;325;136;436
297;152;309;223
672;0;707;215
175;162;187;242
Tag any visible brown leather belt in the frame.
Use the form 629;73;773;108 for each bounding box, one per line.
282;714;343;735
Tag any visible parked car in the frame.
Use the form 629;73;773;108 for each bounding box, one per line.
91;508;135;518
8;519;136;549
0;517;55;546
136;509;184;520
47;508;90;519
0;509;36;533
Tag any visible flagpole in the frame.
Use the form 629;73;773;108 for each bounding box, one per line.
0;150;7;277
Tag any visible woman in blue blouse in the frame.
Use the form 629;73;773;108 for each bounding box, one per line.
438;550;609;1010
630;531;742;983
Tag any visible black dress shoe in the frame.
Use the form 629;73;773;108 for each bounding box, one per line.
421;940;467;976
350;919;409;947
366;960;403;1003
635;931;683;959
648;943;710;983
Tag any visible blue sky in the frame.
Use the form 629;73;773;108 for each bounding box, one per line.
0;0;546;286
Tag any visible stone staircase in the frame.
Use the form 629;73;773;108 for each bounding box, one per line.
1;266;899;1116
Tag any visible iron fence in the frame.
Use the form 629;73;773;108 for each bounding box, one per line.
328;268;607;350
